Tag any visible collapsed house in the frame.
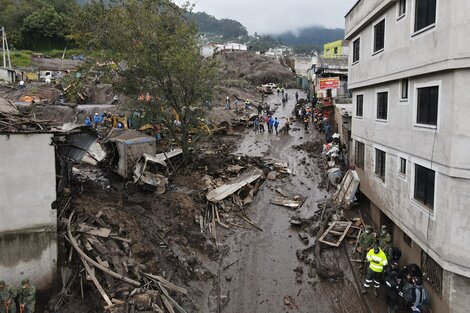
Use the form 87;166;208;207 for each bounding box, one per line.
0;98;60;297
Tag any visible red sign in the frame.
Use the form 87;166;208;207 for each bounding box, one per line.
319;77;340;90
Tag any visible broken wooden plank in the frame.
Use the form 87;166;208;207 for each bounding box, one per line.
77;223;111;238
85;234;109;255
142;272;188;295
236;214;263;232
80;256;113;307
206;168;263;202
319;221;353;247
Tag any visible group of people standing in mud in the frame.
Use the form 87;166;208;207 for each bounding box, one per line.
358;225;431;313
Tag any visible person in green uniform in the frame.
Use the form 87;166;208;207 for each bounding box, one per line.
358;225;376;267
0;281;16;313
379;225;392;253
18;279;35;313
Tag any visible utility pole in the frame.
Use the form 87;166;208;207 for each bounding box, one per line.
1;26;12;69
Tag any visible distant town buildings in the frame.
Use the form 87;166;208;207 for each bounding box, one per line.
346;0;470;312
323;39;349;58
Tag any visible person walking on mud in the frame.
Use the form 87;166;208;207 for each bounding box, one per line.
303;115;309;131
274;117;280;135
254;118;260;134
259;116;265;132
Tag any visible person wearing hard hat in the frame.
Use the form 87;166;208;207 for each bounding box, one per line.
362;245;388;297
93;112;100;128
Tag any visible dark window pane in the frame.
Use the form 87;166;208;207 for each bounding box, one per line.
417;86;438;125
401;79;409;99
414;164;435;210
375;149;386;180
356;95;363;116
415;0;437;32
353;39;360;63
400;158;406;174
355;141;365;168
399;0;406;16
377;92;388;120
374;20;385;52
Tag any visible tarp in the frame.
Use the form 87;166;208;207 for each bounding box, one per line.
206;168;264;203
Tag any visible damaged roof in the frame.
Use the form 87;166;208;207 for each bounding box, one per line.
106;129;156;145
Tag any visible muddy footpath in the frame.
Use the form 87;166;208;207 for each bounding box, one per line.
51;90;370;313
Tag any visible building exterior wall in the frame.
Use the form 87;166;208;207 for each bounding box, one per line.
323;40;346;58
346;1;470;312
0;68;16;83
346;0;470;89
0;134;57;291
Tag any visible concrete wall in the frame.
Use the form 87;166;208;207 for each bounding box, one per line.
0;134;57;291
0;68;16;83
346;0;470;89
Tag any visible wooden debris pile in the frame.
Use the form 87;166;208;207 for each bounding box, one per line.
0;98;57;133
60;211;188;313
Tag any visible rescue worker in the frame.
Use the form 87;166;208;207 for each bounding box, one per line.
268;116;274;133
18;279;35;313
84;116;92;127
93;112;100;128
257;104;263;115
362;245;388;297
358;225;375;268
0;281;16;313
295;91;299;102
379;225;392;254
281;87;284;94
245;99;250;109
276;87;281;94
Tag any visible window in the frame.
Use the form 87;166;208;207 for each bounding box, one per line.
399;157;407;175
374;20;385;53
356;95;364;117
375;149;386;181
334;47;338;54
421;251;443;296
415;0;437;32
355;141;365;168
414;164;435;209
353;38;360;63
417;86;438;125
403;232;413;247
398;0;406;17
401;78;409;100
377;92;388;120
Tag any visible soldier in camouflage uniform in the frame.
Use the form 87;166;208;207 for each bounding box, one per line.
358;225;376;268
18;279;35;313
379;225;392;255
0;281;16;313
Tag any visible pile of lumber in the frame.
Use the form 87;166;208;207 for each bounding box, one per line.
63;211;188;313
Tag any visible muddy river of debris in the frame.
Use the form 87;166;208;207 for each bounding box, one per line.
52;90;369;313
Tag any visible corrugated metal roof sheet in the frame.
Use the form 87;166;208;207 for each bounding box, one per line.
60;132;99;161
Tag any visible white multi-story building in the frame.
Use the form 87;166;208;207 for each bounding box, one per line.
345;1;470;312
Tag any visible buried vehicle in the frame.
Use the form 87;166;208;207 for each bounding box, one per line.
132;149;183;194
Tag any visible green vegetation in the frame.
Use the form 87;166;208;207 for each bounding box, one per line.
188;12;248;40
74;0;218;161
9;50;33;67
0;0;78;50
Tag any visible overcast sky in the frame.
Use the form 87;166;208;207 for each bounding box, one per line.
183;0;358;34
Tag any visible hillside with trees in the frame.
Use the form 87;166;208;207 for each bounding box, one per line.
187;12;248;40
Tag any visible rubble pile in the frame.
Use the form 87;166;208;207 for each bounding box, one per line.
53;207;190;313
0;97;57;132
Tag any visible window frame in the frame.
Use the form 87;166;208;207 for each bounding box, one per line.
376;91;388;121
373;19;386;54
416;85;438;126
355;141;365;169
352;37;360;64
412;0;437;35
399;157;407;176
356;94;364;117
398;0;407;19
400;78;409;101
374;148;386;182
414;163;435;211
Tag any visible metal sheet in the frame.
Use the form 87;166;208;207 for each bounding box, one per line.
206;168;264;203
